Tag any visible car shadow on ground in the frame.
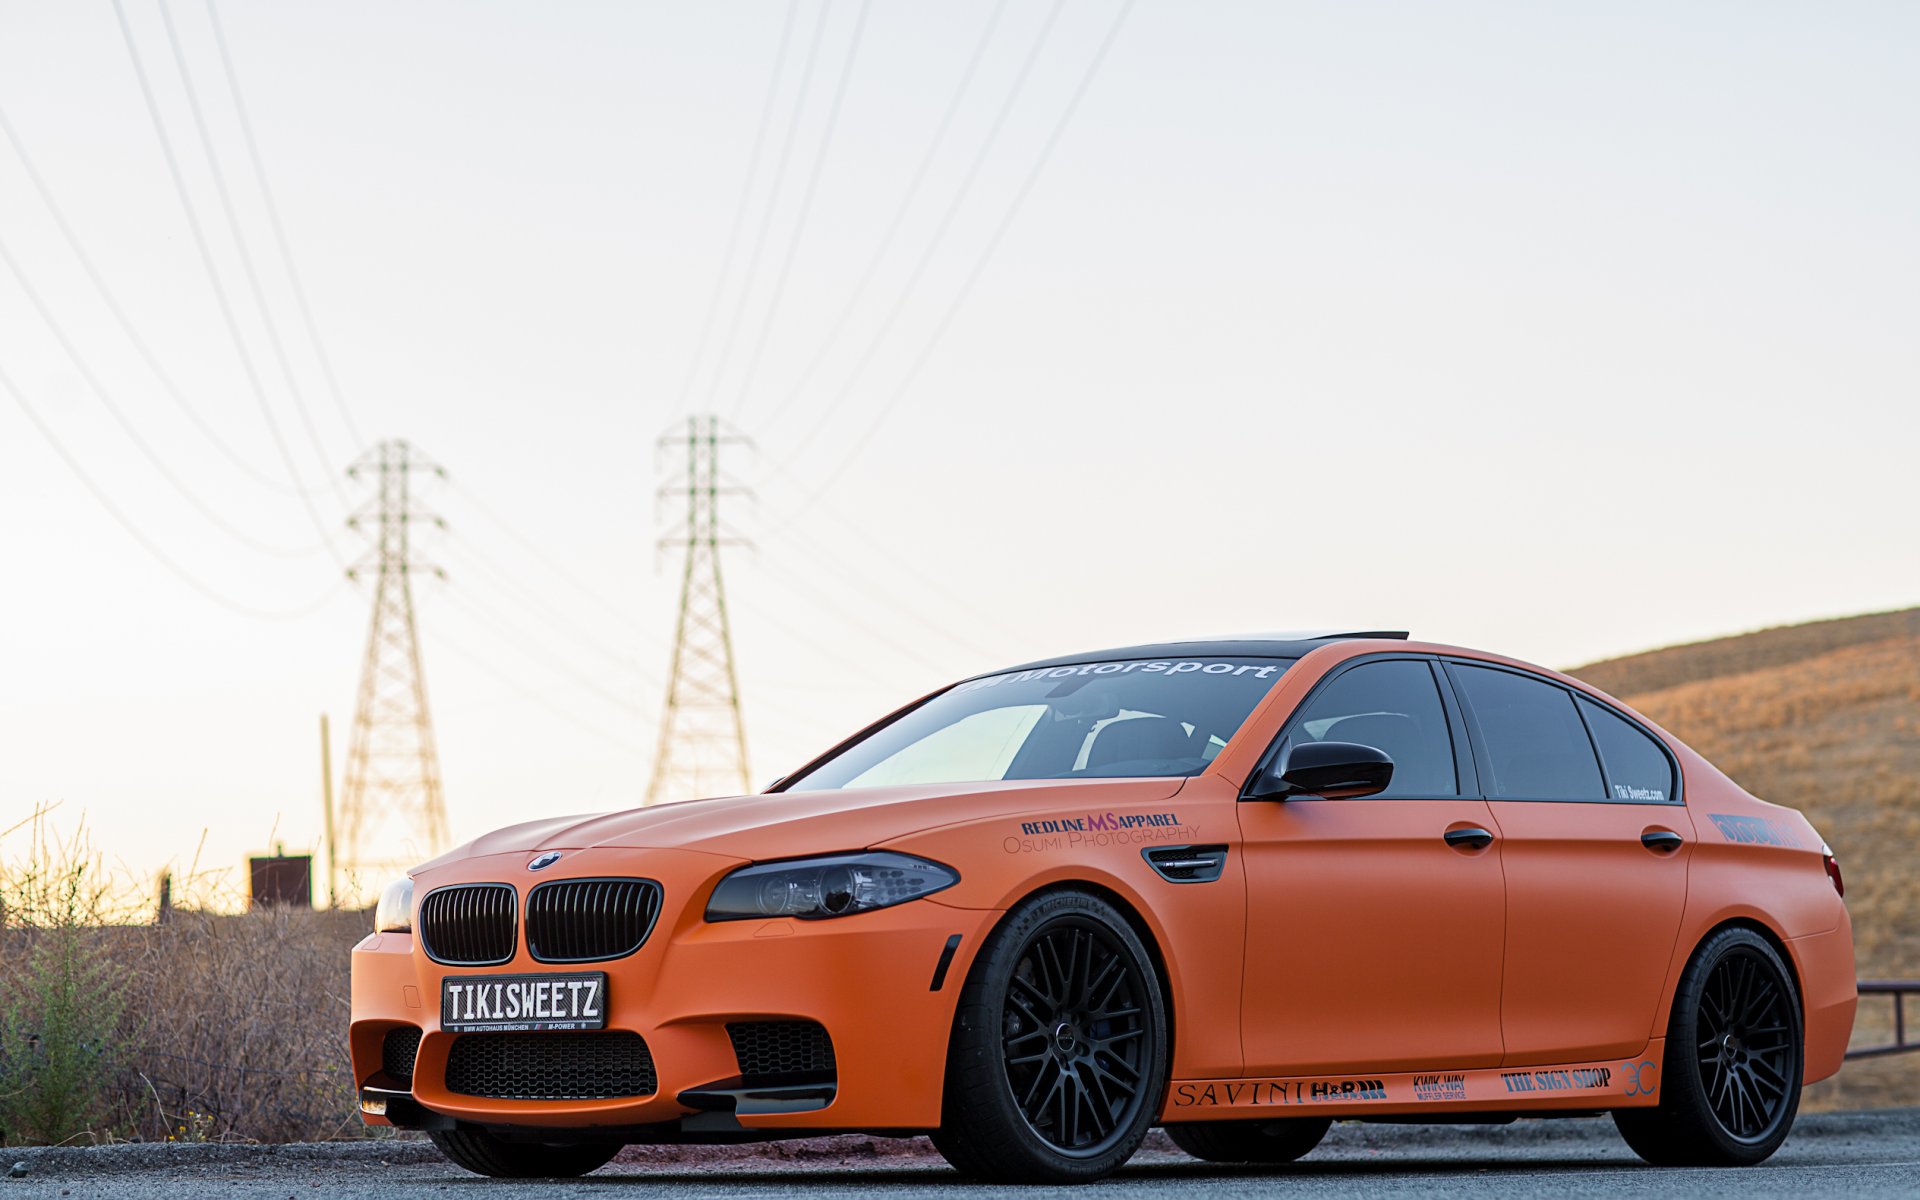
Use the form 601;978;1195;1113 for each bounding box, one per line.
418;1156;1654;1188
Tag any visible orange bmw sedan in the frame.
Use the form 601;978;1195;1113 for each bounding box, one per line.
349;632;1855;1182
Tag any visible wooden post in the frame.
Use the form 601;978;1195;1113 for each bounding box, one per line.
320;713;338;909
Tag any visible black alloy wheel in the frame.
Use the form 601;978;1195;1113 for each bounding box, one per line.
1615;926;1803;1167
1001;916;1151;1152
933;889;1168;1183
1696;947;1797;1140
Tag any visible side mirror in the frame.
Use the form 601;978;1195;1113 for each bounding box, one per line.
1246;740;1394;801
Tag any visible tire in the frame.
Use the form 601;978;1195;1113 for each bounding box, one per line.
1614;926;1803;1167
932;888;1169;1184
1166;1116;1332;1163
428;1129;621;1178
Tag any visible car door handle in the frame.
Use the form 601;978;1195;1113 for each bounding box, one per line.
1444;827;1494;851
1640;830;1684;853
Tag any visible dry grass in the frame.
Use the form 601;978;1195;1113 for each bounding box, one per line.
1570;608;1920;1108
1;816;377;1146
1571;606;1920;699
105;907;372;1144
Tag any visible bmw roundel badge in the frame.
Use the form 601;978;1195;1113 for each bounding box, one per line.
528;851;563;871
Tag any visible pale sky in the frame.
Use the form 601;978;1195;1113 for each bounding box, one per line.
2;1;1915;897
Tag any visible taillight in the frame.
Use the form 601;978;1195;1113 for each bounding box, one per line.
1822;845;1845;898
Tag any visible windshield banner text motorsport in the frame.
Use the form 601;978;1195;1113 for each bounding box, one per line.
955;659;1284;694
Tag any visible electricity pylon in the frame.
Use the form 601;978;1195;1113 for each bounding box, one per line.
337;440;450;899
647;415;751;804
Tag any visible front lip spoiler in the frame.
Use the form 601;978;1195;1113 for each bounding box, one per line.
678;1074;838;1117
370;1077;850;1140
360;1081;456;1131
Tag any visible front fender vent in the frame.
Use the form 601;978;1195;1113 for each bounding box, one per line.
1143;844;1229;884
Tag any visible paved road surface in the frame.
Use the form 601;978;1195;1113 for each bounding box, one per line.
6;1110;1917;1197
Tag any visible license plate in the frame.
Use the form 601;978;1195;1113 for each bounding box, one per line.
441;972;608;1032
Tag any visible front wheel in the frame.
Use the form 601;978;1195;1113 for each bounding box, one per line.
428;1129;621;1178
932;888;1169;1184
1614;926;1803;1167
1166;1116;1331;1163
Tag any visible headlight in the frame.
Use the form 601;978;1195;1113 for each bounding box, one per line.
705;852;958;922
374;877;414;933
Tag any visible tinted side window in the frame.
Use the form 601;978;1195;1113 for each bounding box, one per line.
1286;660;1456;797
1452;665;1604;800
1579;699;1676;803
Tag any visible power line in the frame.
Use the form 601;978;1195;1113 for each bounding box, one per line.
0;359;342;620
620;438;1022;667
203;0;364;449
437;539;662;692
108;0;347;566
154;0;350;510
725;0;872;419
748;536;976;679
379;491;654;760
699;0;835;413
414;540;666;763
0;101;322;497
731;585;950;696
737;684;868;747
750;443;1023;651
671;0;801;413
755;489;1012;658
778;0;1136;513
452;463;994;722
752;0;1010;434
444;478;641;631
430;625;643;755
764;0;1066;471
0;230;334;559
440;586;653;720
446;488;958;752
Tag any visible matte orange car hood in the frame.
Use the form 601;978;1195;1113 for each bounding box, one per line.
418;777;1188;870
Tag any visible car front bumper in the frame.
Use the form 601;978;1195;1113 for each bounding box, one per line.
349;847;996;1136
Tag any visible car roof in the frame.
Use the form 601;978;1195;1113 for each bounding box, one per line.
977;630;1410;679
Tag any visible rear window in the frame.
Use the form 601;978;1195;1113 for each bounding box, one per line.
786;657;1294;791
1579;698;1677;803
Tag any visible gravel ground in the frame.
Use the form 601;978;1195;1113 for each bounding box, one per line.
4;1109;1917;1198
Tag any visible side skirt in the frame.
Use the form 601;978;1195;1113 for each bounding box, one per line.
1162;1043;1665;1122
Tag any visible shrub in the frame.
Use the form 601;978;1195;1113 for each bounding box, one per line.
0;820;132;1146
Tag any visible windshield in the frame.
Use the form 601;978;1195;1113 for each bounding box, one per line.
785;656;1295;792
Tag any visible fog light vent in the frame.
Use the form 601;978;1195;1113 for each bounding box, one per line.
382;1026;422;1085
728;1020;836;1078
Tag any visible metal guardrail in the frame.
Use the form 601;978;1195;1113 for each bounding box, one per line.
1846;980;1918;1060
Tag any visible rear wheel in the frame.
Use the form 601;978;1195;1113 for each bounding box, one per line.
428;1129;621;1178
1614;926;1802;1167
1166;1116;1331;1163
932;889;1169;1183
